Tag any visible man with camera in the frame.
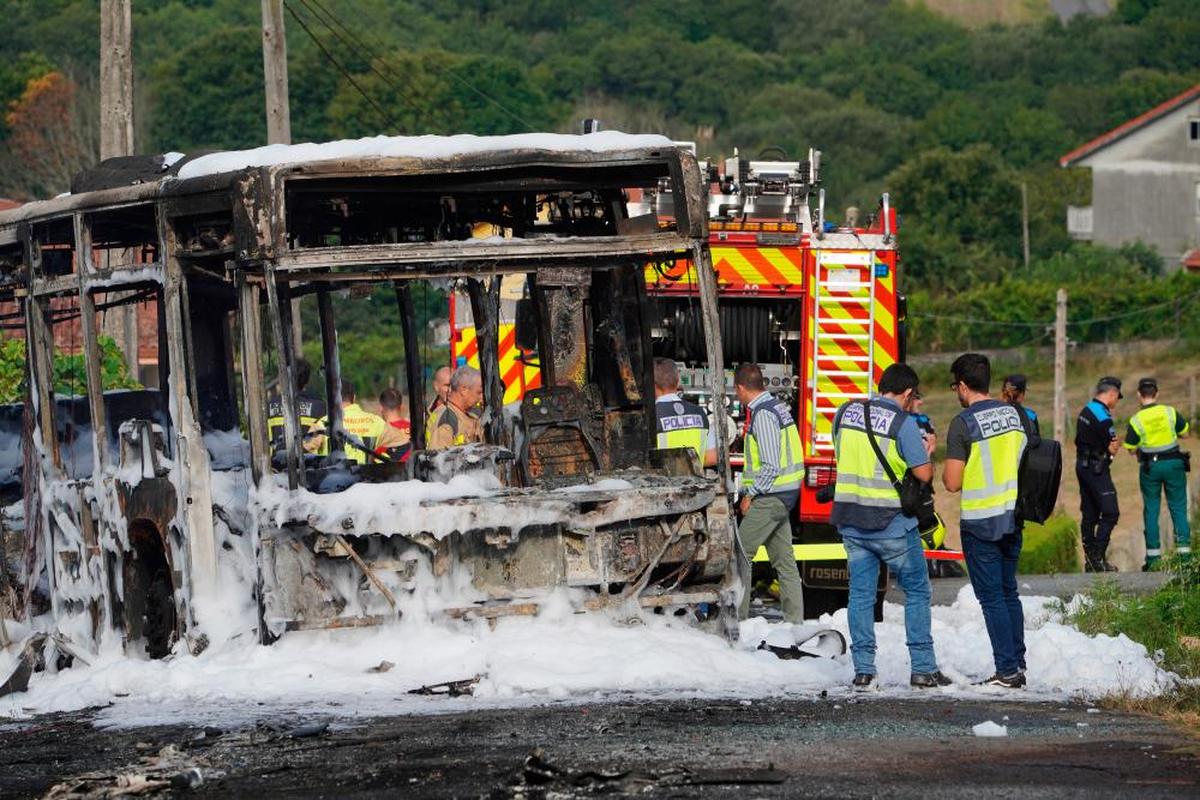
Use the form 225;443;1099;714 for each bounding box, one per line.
831;363;949;691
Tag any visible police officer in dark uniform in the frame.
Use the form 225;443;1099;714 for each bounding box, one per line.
1075;376;1122;572
1002;374;1040;437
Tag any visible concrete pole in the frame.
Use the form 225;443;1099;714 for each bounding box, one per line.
1054;288;1068;443
1054;287;1068;514
100;0;134;160
100;0;139;377
1021;182;1030;270
261;0;302;349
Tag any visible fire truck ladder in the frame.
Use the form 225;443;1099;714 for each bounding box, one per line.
809;250;875;455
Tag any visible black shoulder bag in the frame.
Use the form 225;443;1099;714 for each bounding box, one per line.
862;401;932;520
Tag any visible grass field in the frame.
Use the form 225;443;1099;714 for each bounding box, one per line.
917;342;1199;571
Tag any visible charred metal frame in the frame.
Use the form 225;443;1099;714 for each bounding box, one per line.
0;142;736;651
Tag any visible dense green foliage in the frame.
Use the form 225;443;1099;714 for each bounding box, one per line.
909;246;1200;351
0;336;140;404
1017;514;1082;574
2;1;1196;207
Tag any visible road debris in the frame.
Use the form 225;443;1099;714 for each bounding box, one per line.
972;720;1008;737
42;745;208;799
367;660;395;674
408;676;480;697
494;748;786;797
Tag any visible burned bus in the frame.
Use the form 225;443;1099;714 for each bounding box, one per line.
0;134;743;665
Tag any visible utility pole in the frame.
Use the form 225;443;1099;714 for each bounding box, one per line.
100;0;139;376
261;0;302;349
1053;288;1068;512
1020;182;1030;270
261;0;292;146
1053;288;1068;444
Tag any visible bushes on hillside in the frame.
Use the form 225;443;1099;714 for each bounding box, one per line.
907;245;1200;353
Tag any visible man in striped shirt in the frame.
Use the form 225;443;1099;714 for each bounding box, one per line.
735;364;806;622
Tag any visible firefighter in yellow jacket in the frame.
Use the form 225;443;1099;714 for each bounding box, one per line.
427;366;484;450
1124;377;1191;569
313;379;390;464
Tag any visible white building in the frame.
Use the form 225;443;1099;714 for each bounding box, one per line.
1060;84;1200;271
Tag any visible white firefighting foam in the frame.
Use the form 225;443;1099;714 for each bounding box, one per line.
175;132;676;181
0;585;1174;729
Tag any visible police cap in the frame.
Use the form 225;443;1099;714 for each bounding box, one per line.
1096;376;1123;399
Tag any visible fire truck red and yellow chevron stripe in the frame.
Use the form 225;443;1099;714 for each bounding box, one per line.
803;250;899;457
455;322;542;405
645;246;805;288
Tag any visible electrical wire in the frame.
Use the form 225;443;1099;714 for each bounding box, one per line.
291;0;428;120
302;0;535;132
909;288;1200;330
282;0;400;130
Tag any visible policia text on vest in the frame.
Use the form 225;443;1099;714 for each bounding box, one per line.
943;353;1030;688
830;367;948;689
1123;377;1191;569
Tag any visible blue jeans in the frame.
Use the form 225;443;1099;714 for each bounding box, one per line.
962;530;1025;676
843;530;937;675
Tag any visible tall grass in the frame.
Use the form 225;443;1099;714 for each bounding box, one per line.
1057;556;1200;731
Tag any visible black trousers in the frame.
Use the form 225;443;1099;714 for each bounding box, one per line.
1076;463;1119;561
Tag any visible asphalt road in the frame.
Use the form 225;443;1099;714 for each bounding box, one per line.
3;697;1197;798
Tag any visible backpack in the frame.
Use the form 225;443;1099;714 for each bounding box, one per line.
1011;403;1062;525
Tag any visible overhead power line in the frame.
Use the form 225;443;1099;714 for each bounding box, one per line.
282;0;399;130
291;0;428;118
301;0;535;132
909;289;1200;330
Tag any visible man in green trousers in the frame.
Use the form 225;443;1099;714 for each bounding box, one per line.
1124;377;1191;570
734;363;806;622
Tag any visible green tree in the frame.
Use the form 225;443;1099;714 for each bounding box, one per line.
147;26;266;151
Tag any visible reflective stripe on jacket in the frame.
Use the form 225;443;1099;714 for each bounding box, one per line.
1126;404;1185;454
831;399;909;531
958;399;1028;540
742;395;804;492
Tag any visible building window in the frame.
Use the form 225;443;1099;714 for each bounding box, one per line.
1191;118;1200;144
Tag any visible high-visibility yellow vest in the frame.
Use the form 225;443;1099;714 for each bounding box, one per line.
1125;403;1185;454
831;399;910;530
655;396;708;463
957;400;1027;540
267;393;326;448
742;395;804;492
318;403;387;464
